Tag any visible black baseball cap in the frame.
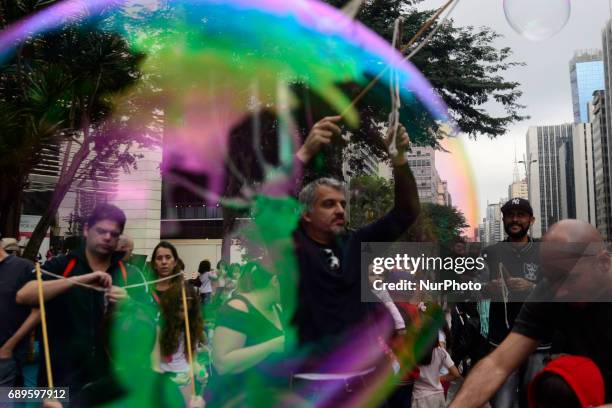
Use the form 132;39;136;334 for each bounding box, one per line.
501;197;533;216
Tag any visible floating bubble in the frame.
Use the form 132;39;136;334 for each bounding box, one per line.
503;0;571;41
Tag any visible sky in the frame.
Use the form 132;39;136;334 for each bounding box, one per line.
424;0;611;231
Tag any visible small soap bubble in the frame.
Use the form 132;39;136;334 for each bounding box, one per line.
503;0;571;41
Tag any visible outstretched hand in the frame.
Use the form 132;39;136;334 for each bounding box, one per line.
385;124;410;166
296;116;342;163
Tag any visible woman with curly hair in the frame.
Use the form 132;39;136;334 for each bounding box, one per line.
158;281;207;403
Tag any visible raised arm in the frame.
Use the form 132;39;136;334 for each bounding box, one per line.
356;125;419;241
448;332;538;408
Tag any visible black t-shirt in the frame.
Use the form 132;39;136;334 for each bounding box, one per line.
18;248;148;390
482;239;545;346
0;255;34;354
513;283;612;402
283;163;418;369
207;294;285;407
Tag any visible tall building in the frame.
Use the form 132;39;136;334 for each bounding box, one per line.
570;49;604;123
590;90;612;239
484;201;504;243
526;124;573;238
436;179;452;206
571;122;597;225
404;146;452;205
478;219;486;243
558;137;576;219
602;20;612;182
508;157;528;200
380;146;452;206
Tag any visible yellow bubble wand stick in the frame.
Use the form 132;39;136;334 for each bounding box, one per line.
180;281;197;399
36;262;54;388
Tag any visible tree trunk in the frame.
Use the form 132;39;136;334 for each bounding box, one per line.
0;172;26;238
21;178;72;260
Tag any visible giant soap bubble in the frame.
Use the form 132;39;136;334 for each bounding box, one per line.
503;0;571;41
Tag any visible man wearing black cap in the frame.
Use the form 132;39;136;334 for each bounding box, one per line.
479;198;549;408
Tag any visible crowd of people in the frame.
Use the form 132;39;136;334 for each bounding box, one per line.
1;116;611;408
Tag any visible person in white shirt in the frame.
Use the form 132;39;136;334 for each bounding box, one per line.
413;341;461;408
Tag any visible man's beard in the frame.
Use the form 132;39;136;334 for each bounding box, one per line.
330;224;346;235
505;222;529;240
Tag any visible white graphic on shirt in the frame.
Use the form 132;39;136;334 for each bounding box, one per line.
523;263;538;281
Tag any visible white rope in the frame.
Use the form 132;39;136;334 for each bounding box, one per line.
388;17;403;157
498;262;510;329
36;268;185;292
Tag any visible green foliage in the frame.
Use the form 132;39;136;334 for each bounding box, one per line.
349;174;394;227
349;174;467;243
420;202;468;244
330;0;527;138
0;1;148;238
321;0;527;177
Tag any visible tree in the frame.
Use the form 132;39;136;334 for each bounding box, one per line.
220;0;526;246
349;174;394;227
328;0;527;139
0;3;149;259
420;202;468;244
348;174;468;243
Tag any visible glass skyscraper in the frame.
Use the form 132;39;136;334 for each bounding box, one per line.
569;49;604;123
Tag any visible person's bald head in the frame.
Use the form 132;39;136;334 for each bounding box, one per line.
541;220;611;300
117;234;134;261
544;219;603;245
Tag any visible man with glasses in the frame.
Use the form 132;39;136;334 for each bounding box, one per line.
16;203;146;396
284;117;420;403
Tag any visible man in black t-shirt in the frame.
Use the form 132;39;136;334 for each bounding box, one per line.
481;198;549;408
283;117;419;380
16;204;147;397
0;236;40;388
450;219;612;407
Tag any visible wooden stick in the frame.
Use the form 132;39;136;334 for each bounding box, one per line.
36;262;54;388
340;0;456;117
181;281;197;397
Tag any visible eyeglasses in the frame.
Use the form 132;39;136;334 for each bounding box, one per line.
93;226;121;239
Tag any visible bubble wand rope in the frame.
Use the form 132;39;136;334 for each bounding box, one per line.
36;262;54;388
340;0;457;118
181;281;197;398
35;268;184;292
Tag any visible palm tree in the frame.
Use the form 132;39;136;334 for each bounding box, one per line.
0;2;147;259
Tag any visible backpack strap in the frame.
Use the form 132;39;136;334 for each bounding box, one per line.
118;260;128;285
62;258;78;278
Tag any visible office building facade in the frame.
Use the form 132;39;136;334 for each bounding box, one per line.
526;124;573;238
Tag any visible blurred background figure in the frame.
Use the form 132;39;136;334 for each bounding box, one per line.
1;237;21;256
198;260;213;305
207;261;286;407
